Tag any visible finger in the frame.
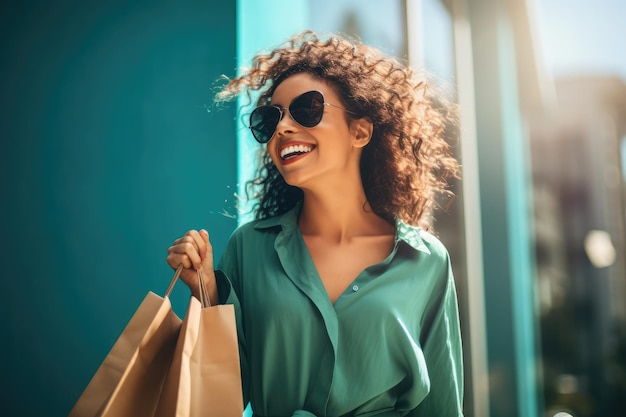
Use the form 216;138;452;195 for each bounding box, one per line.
170;240;198;260
167;238;197;255
186;229;207;258
166;254;200;292
168;241;203;270
166;252;194;270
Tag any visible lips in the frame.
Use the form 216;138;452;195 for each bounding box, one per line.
277;142;315;164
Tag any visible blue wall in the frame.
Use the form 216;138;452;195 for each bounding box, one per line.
0;1;237;415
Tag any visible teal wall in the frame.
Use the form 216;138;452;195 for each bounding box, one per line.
0;1;237;415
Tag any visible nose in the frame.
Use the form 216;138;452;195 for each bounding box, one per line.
274;107;299;138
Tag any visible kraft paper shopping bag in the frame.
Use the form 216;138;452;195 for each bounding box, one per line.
156;272;243;417
69;268;184;417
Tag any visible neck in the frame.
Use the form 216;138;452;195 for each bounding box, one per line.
298;183;393;243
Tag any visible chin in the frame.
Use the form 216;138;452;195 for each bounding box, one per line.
279;171;312;189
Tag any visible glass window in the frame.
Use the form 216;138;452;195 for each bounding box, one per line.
309;0;406;57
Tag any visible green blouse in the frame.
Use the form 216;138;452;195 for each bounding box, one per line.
216;206;464;417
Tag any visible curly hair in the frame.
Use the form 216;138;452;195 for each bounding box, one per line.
217;31;460;228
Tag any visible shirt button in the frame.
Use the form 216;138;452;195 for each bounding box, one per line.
352;285;359;292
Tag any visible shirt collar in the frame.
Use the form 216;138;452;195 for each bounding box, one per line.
254;204;430;254
253;204;300;233
394;218;430;254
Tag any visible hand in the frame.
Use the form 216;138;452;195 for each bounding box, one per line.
167;229;218;304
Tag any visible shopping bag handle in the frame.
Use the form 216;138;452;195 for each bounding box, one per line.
165;265;212;308
197;269;212;308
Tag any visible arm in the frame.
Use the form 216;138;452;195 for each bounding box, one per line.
216;231;251;408
409;260;464;416
167;228;250;406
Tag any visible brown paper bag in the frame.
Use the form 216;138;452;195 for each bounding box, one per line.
156;272;244;417
69;268;185;417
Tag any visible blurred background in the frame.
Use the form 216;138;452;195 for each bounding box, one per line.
1;0;624;416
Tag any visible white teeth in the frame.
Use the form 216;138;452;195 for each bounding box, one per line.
280;144;312;159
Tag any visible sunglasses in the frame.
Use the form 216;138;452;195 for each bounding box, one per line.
248;90;358;144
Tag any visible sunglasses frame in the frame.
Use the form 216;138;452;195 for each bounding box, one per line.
248;90;358;144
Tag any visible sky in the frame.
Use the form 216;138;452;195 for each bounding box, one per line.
535;0;626;81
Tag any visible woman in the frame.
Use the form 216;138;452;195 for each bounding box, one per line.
167;31;463;416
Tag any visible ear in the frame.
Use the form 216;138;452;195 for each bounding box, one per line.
350;117;374;148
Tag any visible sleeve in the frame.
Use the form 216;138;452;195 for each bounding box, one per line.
409;255;464;417
215;230;251;407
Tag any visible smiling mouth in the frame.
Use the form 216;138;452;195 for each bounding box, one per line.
280;144;314;161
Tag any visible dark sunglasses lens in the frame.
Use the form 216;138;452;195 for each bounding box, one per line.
289;91;324;127
250;106;281;143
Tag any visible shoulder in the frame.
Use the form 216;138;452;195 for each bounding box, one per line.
219;217;279;268
229;206;299;242
396;224;453;292
411;230;452;286
230;219;262;238
396;220;450;262
226;219;267;248
416;229;450;261
226;214;285;245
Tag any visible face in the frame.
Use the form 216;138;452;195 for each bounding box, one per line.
264;73;370;190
